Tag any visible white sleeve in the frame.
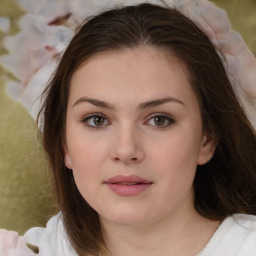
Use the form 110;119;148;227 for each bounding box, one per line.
24;213;77;256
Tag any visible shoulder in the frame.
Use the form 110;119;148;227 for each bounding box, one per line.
202;214;256;256
24;213;77;256
232;213;256;231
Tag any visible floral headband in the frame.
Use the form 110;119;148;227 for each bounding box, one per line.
0;0;255;128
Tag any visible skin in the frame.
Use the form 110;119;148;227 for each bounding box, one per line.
64;46;218;256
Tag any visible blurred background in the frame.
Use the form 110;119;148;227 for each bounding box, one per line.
0;0;255;235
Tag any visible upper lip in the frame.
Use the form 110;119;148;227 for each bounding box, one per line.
104;175;152;184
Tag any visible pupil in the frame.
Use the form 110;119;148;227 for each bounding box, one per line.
94;117;104;126
154;116;165;126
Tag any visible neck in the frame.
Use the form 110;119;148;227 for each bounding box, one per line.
100;209;220;256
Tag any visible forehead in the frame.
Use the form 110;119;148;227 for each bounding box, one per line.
68;46;197;107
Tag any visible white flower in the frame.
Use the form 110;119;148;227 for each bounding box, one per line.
18;59;59;121
0;0;255;127
0;229;36;256
178;0;256;128
0;17;10;33
16;0;70;24
0;10;73;114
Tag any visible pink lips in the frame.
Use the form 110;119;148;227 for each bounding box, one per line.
104;175;153;196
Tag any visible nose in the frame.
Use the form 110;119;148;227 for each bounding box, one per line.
110;126;145;165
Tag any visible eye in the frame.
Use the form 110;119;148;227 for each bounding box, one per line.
146;114;174;128
82;113;110;128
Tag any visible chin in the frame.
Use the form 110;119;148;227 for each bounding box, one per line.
100;207;151;227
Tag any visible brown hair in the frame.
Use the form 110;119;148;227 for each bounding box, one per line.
38;3;256;255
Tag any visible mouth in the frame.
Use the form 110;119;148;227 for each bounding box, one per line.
117;182;141;185
104;175;153;196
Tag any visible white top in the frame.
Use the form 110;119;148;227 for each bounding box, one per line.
24;213;77;256
200;214;256;256
24;213;256;256
1;213;256;255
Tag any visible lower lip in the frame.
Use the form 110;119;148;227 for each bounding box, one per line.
105;183;152;196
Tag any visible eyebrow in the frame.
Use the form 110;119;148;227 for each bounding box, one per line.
139;97;185;109
73;97;184;109
73;97;114;109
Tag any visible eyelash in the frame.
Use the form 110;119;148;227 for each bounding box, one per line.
81;113;110;129
146;113;175;128
81;113;175;129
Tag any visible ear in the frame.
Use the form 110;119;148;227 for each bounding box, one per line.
197;132;217;165
64;146;72;169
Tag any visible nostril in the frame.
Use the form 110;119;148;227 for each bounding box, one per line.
113;157;138;162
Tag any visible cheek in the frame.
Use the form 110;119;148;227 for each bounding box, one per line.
151;129;201;167
67;134;112;196
69;141;104;203
153;140;198;208
148;127;202;187
66;128;110;167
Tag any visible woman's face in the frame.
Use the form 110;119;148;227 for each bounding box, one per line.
65;46;215;227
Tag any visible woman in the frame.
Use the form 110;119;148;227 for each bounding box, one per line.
1;2;256;256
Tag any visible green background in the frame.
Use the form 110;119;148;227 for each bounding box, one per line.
0;0;255;235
